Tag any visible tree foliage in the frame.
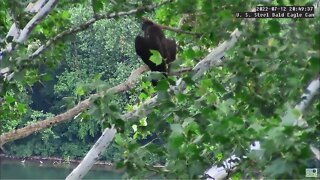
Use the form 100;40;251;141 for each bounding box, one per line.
0;0;319;179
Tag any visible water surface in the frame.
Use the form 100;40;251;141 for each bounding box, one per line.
0;158;122;179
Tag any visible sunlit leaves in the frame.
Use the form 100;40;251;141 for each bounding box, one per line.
149;50;163;65
5;95;15;104
139;117;148;127
75;86;85;96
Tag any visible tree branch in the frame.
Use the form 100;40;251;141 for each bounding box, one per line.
0;0;55;61
66;126;117;180
17;0;58;43
0;65;149;145
0;62;187;145
141;17;201;36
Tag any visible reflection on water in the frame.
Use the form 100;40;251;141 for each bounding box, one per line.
0;158;122;179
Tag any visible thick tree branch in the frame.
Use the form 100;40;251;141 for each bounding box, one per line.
0;65;149;145
0;61;188;145
25;0;48;13
66;126;117;180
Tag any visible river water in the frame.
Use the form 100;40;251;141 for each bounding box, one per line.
0;158;122;179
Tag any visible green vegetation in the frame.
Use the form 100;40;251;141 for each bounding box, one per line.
1;0;319;179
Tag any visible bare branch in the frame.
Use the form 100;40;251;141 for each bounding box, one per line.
192;29;241;81
295;75;320;113
169;67;192;76
66;126;117;180
25;0;47;13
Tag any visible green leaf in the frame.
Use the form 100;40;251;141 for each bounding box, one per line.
184;48;196;59
102;121;110;129
309;56;320;73
200;79;213;89
109;104;119;112
249;123;264;132
155;80;169;91
217;10;232;19
219;98;235;114
176;93;188;102
139;92;148;100
128;143;139;152
182;117;194;128
41;74;52;81
139;117;147;126
13;69;27;82
75;86;85;96
61;10;69;19
263;159;294;177
281;108;300;126
92;0;103;14
132;124;137;132
16;103;27;113
94;73;102;80
170;124;183;135
114;134;126;146
268;20;281;34
149;50;163;65
116;161;125;169
5;95;15;104
169;134;184;149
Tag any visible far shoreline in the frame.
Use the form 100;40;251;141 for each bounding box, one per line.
0;153;114;168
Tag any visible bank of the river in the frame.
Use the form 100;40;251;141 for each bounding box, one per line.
0;153;113;167
0;157;123;179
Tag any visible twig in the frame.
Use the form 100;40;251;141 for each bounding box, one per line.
141;17;201;36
